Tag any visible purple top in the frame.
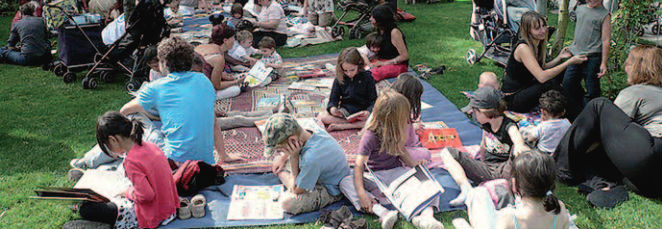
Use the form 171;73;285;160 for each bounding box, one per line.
360;124;419;171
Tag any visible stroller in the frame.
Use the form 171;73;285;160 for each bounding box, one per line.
330;0;377;39
465;0;534;66
46;0;168;90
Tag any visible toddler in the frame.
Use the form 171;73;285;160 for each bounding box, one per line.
228;30;259;72
520;90;571;155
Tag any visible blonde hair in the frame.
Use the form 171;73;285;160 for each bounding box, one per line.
336;47;365;84
625;45;662;86
235;30;253;42
519;12;548;65
366;89;411;156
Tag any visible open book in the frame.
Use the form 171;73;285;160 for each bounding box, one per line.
244;61;273;87
31;187;110;203
227;185;284;220
366;164;444;221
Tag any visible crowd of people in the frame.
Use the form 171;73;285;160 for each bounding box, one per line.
3;0;660;228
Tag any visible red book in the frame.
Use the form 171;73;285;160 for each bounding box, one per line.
416;128;463;149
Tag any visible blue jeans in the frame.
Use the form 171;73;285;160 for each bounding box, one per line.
562;55;602;120
0;47;48;66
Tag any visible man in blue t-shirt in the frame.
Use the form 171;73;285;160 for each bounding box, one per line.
263;113;350;215
120;37;243;164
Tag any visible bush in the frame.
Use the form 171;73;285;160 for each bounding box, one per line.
0;0;18;17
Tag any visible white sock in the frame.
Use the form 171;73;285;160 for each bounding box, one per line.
422;206;434;217
372;204;388;218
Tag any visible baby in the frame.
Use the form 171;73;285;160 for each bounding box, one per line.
228;30;259;72
478;71;499;89
357;32;381;68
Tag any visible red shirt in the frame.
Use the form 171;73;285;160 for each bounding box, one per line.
123;142;179;228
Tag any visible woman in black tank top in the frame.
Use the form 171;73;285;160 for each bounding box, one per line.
502;12;587;113
368;5;410;82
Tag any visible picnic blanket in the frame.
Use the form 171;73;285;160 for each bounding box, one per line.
74;165;464;228
220;53;483;174
171;11;340;46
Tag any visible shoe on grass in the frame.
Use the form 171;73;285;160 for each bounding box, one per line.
67;168;85;182
587;185;629;209
380;210;398;229
412;215;444;229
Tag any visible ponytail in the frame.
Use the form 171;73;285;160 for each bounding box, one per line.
542;190;561;214
129;119;144;146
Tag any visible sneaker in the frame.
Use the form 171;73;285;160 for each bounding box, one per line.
178;198;192;220
587;185;629;209
62;220;111;229
67;168;84;182
319;205;353;228
190;194;207;218
340;218;368;229
412;216;444;229
380;210;398;229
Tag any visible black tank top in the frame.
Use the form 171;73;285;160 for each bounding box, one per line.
378;28;408;64
502;41;538;93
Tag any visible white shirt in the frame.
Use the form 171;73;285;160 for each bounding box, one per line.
257;1;288;34
228;41;259;62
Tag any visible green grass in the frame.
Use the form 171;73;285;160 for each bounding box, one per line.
0;1;660;228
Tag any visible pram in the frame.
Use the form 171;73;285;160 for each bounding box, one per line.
46;0;168;90
465;0;534;66
330;0;377;39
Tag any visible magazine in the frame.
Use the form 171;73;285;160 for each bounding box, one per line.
365;164;444;221
227;185;285;220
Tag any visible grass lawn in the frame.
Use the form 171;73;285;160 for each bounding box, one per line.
0;0;660;228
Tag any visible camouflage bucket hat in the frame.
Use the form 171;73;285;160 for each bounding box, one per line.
262;113;299;157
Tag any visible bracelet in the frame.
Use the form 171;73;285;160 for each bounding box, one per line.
392;59;397;65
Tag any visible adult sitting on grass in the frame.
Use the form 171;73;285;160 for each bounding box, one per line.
1;3;51;66
368;4;409;82
120;36;244;164
501;11;586;113
66;111;179;229
250;0;288;47
555;45;662;202
195;24;247;100
264;113;350;215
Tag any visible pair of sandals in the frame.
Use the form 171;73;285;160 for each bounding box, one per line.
319;205;366;229
578;176;629;209
415;64;446;80
179;194;207;220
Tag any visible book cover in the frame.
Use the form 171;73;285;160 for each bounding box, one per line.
416;128;463;149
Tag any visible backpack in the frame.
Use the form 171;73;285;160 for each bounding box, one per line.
171;160;226;196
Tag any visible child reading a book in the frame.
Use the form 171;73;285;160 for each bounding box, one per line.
258;36;283;70
340;90;443;229
73;111;179;229
451;151;571;229
318;47;377;131
263;113;351;215
520;90;571;155
228;30;259;72
449;86;530;205
391;73;431;163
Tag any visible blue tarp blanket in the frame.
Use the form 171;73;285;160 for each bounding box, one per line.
158;54;483;228
161;169;464;228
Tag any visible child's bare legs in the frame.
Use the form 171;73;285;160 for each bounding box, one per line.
440;148;474;206
317;111;367;131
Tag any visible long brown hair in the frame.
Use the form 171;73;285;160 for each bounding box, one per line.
366;90;411;156
519;11;548;65
510;150;561;214
336;47;365;84
391;73;423;121
625;45;662;86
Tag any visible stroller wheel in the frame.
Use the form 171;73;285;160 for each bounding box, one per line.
466;49;477;65
100;71;114;83
332;26;345;38
54;63;67;77
126;80;141;92
349;28;361;39
82;77;98;89
63;72;76;84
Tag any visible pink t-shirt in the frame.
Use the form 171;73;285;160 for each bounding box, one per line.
123;142;179;228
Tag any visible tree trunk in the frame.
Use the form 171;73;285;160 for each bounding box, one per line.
536;0;549;18
551;0;569;56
